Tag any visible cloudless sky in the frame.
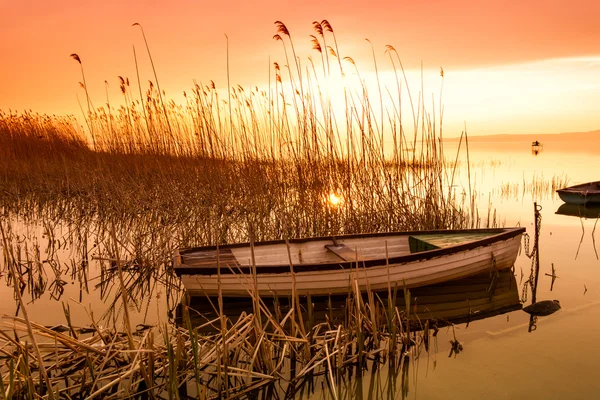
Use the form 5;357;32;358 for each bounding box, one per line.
1;0;599;136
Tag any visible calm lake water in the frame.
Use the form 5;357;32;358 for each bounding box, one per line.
405;140;600;399
2;139;600;398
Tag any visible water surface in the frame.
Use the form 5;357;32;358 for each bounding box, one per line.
2;139;600;398
402;139;600;399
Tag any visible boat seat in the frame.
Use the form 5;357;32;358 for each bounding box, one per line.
324;243;362;262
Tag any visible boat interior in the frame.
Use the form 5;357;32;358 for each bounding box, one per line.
177;231;503;270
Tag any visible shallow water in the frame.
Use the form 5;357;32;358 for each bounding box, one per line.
0;221;177;329
2;139;600;398
391;140;600;399
300;140;600;399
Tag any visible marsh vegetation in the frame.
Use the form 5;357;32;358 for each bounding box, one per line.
0;20;558;398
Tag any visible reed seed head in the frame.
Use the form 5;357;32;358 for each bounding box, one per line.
312;21;323;35
70;53;82;64
321;20;333;32
310;35;322;53
274;21;290;36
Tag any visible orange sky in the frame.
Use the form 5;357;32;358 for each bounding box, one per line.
1;0;600;136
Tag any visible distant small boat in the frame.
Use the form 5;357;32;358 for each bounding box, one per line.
531;141;543;155
174;228;525;297
556;181;600;205
555;202;600;218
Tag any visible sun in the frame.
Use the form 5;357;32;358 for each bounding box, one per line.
328;192;342;206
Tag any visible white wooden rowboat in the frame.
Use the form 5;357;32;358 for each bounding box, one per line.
173;227;525;297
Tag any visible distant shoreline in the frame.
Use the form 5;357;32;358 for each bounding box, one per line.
444;130;600;143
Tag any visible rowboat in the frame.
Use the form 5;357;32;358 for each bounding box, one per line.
556;181;600;205
174;227;525;297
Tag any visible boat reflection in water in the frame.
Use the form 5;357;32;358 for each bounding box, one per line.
178;269;522;332
555;203;600;219
555;202;600;259
177;270;522;399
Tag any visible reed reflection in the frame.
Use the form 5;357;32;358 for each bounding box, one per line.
179;269;521;398
555;203;600;259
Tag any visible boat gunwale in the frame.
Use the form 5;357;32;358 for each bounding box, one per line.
174;227;525;276
556;181;600;192
557;180;600;194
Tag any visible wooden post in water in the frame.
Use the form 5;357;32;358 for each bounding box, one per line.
528;202;542;332
532;202;541;304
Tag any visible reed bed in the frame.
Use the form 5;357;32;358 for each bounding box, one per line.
0;228;439;399
0;305;435;399
1;20;473;238
1;213;463;399
1;213;512;399
497;173;569;201
0;20;490;398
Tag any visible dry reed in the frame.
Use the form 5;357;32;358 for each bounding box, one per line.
0;20;498;398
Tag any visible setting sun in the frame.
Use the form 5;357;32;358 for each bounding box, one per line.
328;192;343;206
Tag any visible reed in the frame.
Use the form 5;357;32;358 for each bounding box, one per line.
497;173;569;201
0;20;488;398
0;215;491;398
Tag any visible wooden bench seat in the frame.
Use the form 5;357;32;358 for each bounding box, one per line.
324;243;362;262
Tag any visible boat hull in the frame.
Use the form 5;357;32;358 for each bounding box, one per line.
557;181;600;205
176;228;525;297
